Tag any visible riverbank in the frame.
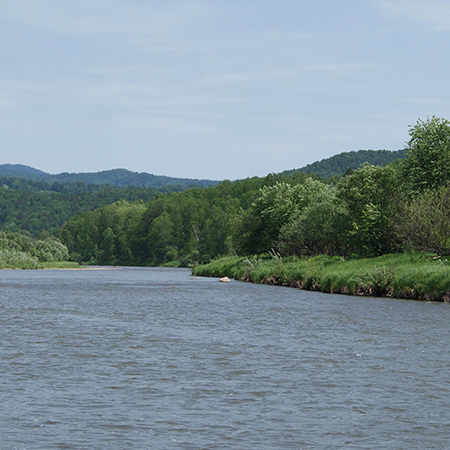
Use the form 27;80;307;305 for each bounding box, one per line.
0;260;80;270
192;253;450;301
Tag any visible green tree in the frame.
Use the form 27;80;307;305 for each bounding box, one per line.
233;178;332;255
403;116;450;195
278;185;348;256
337;163;401;256
100;227;115;262
397;185;450;254
146;212;175;263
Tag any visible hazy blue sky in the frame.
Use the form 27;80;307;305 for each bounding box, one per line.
1;0;449;180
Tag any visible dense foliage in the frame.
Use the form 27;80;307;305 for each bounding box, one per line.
0;149;400;238
2;118;448;269
0;230;73;269
0;183;160;236
0;176;206;236
59;175;298;265
402;117;450;195
57;117;450;266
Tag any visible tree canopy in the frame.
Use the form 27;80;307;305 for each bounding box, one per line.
56;124;450;264
4;121;450;268
403;116;450;195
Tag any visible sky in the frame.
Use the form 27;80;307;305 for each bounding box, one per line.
1;0;450;180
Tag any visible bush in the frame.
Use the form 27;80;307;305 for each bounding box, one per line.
397;185;450;254
0;230;71;268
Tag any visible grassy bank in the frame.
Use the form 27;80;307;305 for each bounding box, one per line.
39;261;81;269
192;253;450;301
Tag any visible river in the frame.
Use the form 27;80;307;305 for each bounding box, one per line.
1;267;449;449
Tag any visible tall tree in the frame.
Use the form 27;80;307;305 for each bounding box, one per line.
337;163;401;256
397;185;450;254
403;116;450;195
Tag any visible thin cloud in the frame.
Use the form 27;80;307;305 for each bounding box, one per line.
202;62;380;85
374;0;450;30
0;78;46;106
264;30;315;41
77;79;242;110
0;98;15;109
0;0;208;36
118;116;219;134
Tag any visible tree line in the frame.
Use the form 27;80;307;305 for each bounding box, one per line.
57;117;450;266
0;148;405;238
59;175;294;265
0;177;206;236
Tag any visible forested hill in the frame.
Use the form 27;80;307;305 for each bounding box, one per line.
0;164;49;180
1;149;405;188
0;149;405;237
0;165;219;189
282;149;406;178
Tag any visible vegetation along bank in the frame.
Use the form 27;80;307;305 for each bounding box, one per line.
3;116;450;300
192;253;450;302
0;230;79;269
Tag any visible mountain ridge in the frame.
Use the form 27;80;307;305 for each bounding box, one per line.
0;164;49;180
0;149;406;187
0;165;218;188
282;149;406;178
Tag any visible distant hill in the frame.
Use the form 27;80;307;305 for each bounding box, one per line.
282;149;407;179
0;149;406;189
0;164;50;180
50;168;219;188
0;165;219;188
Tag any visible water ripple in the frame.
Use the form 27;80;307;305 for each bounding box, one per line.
1;267;449;449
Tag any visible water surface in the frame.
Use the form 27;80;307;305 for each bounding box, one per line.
1;267;449;449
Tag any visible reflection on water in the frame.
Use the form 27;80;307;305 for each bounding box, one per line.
1;267;449;449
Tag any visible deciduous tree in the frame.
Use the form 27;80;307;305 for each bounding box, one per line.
403;116;450;195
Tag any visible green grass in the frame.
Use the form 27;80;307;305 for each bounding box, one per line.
161;260;182;268
39;261;81;269
192;253;450;301
192;255;247;279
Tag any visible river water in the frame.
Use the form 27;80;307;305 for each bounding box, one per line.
0;267;449;449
